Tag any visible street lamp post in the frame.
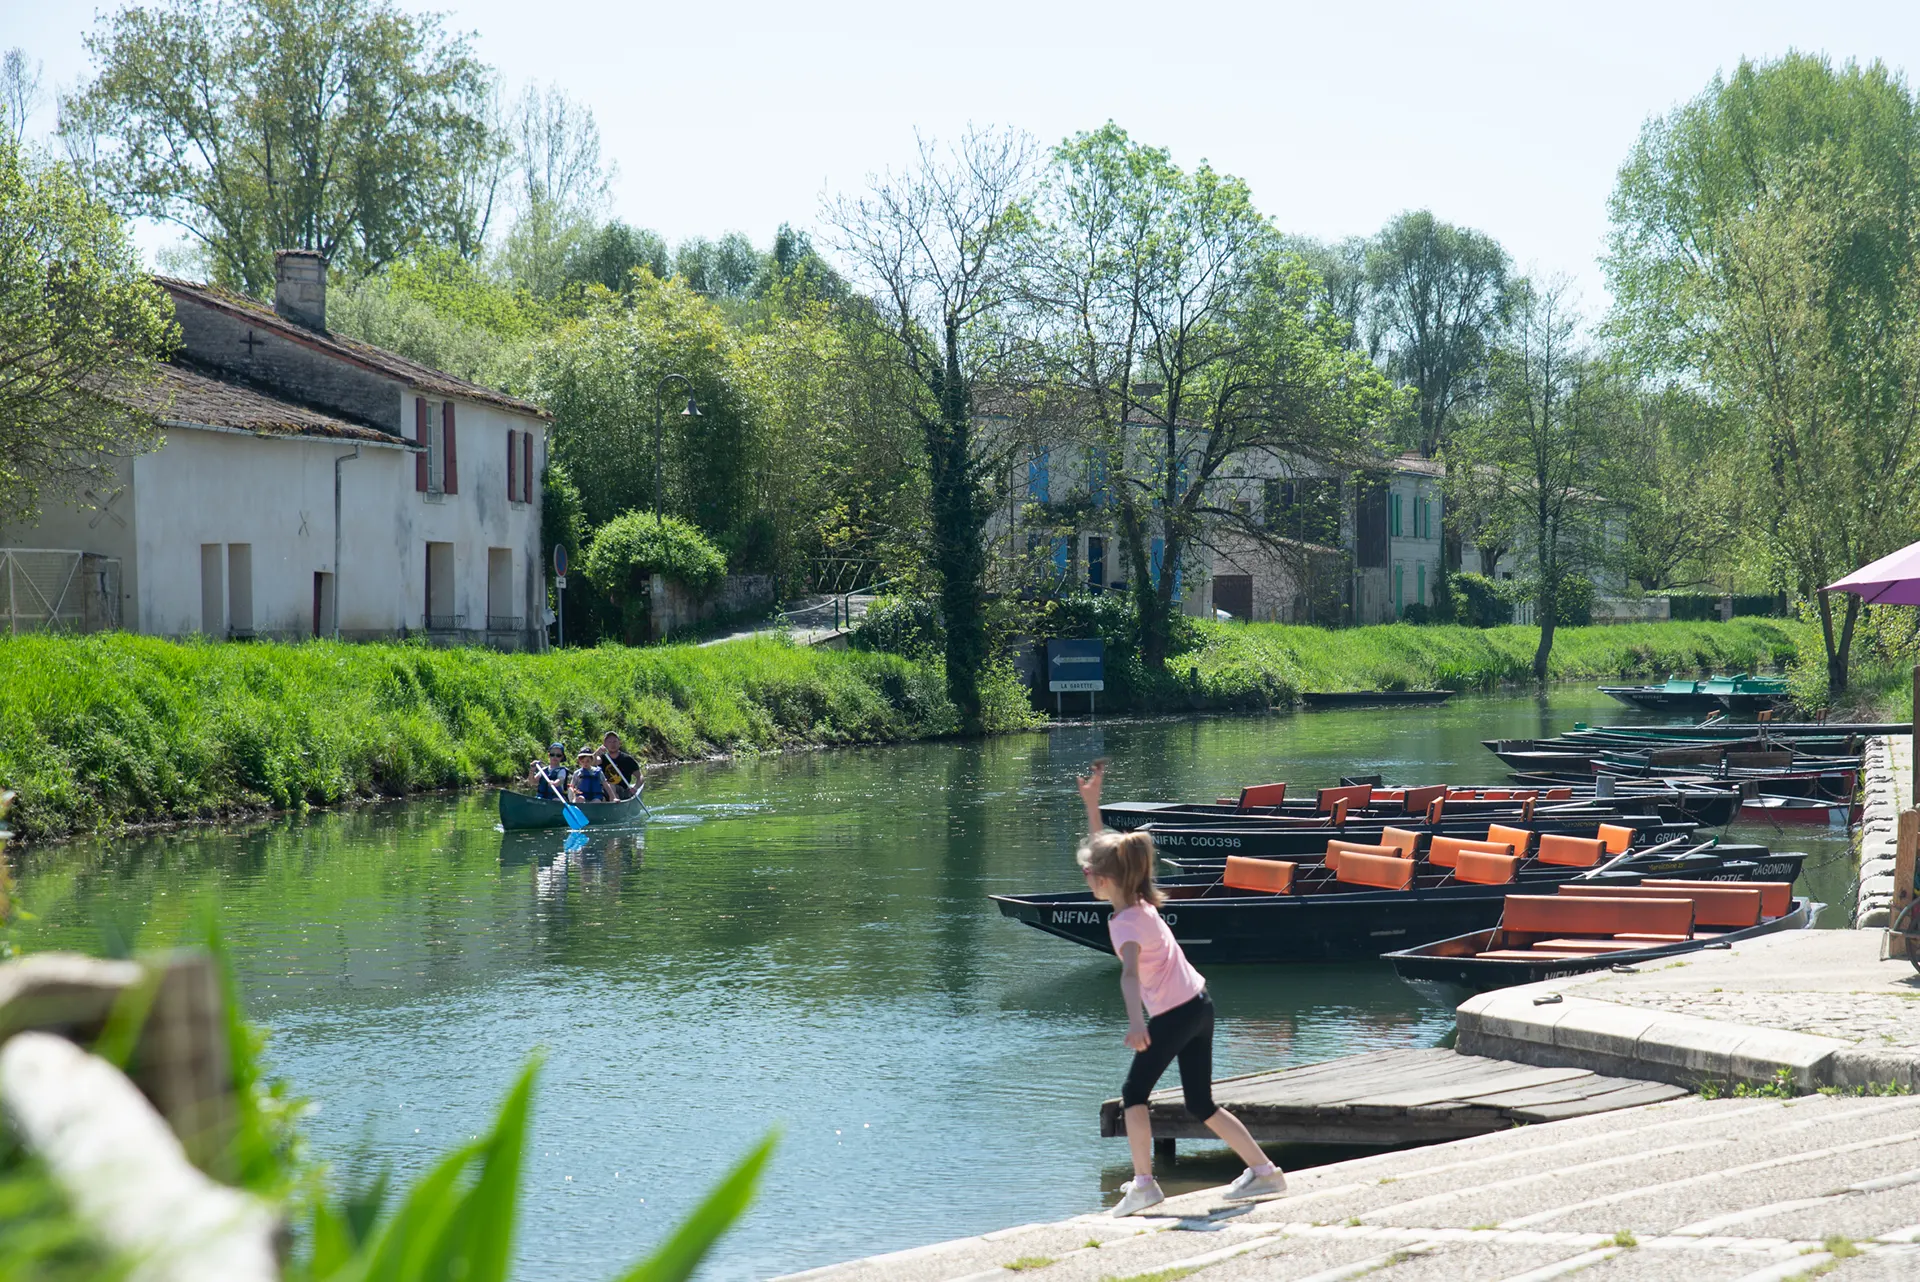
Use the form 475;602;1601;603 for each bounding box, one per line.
652;373;702;520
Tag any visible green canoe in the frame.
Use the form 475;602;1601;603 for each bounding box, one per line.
496;786;647;830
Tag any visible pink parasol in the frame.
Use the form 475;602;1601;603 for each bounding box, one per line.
1825;539;1920;605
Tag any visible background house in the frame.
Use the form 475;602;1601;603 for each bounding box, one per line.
0;251;551;649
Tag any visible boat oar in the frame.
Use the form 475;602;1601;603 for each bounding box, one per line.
563;801;589;829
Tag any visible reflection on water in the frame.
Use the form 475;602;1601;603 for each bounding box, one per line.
7;688;1854;1279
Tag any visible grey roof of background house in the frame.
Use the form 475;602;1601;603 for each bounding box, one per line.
116;362;423;446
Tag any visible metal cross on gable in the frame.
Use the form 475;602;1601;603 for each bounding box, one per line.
85;487;126;530
241;329;263;356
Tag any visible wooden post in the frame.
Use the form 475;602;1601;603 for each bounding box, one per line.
1154;1137;1177;1161
1892;809;1920;957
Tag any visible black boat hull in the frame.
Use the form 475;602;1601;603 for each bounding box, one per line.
990;857;1784;965
1300;690;1455;708
1159;847;1805;886
1138;816;1689;861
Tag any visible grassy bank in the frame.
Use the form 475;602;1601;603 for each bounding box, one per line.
1185;618;1803;709
0;633;1003;842
0;619;1805;842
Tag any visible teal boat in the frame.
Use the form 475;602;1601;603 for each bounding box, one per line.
496;785;646;830
1598;673;1787;716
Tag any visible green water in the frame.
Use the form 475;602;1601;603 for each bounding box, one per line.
7;689;1854;1279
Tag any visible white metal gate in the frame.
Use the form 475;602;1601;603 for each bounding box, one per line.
1;549;122;634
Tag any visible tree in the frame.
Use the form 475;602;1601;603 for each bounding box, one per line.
1;48;42;140
65;0;496;292
563;220;672;294
675;232;765;299
0;133;176;524
1453;279;1628;680
1026;124;1393;670
1607;53;1920;692
829;128;1037;733
1615;387;1746;592
1281;234;1370;351
1365;211;1509;458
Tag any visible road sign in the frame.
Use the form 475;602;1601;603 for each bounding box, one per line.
553;544;568;576
1047;638;1105;693
555;575;567;590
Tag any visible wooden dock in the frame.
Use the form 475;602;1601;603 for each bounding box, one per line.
1102;1046;1688;1148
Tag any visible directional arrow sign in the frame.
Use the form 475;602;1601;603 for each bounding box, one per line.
1046;638;1105;692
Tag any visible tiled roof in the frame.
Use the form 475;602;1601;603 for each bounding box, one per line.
115;362;421;446
154;276;550;419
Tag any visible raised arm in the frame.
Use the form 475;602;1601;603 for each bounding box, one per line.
1077;758;1109;837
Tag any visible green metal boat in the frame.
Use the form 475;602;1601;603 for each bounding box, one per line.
496;786;647;830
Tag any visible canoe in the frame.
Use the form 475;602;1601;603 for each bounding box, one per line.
1383;892;1816;992
1598;674;1787;717
1738;794;1857;827
1300;690;1455;708
496;785;646;830
991;842;1794;965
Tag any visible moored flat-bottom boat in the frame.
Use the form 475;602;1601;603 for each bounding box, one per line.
496;786;646;830
1384;882;1815;992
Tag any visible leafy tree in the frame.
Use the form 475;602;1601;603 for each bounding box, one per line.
1365;210;1510;458
65;0;496;292
1;48;42;140
829;127;1037;733
581;512;726;643
674;232;764;299
564;220;673;294
1452;278;1630;680
1615;387;1746;592
1026;124;1394;671
1607;53;1920;692
1281;234;1370;351
0;131;175;525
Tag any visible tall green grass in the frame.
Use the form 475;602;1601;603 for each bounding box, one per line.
0;621;1805;841
1186;619;1803;709
0;633;1001;842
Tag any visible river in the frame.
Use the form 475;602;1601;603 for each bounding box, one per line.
7;689;1855;1279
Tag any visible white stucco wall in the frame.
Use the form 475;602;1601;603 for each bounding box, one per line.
6;390;547;647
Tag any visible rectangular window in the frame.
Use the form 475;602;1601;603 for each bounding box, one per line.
1355;480;1387;567
487;548;514;630
1087;535;1106;591
200;543;224;635
313;571;335;637
226;544;253;636
425;541;456;629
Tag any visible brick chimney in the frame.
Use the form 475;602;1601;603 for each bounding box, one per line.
273;249;327;331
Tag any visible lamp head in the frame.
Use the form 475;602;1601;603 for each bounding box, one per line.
682;397;701;417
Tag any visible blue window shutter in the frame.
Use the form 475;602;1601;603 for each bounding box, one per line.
1151;537;1164;586
1028;450;1050;504
1052;537;1069;578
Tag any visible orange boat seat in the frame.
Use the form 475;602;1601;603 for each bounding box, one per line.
1530;938;1649;953
1236;783;1288;810
1402;785;1446;816
1454;850;1522;885
1537;834;1606;867
1499;894;1694;939
1615;933;1691;942
1325;840;1398;873
1476;949;1608;962
1596;823;1637;855
1378;827;1421;858
1333;851;1416;891
1488;823;1534;853
1223;856;1295;894
1483;790;1512;800
1558;883;1762;928
1427;836;1515;868
1317;784;1373;813
1655;879;1791;918
1373;789;1405;803
1546;787;1574;800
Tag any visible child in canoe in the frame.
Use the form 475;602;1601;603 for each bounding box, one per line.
1076;760;1288;1216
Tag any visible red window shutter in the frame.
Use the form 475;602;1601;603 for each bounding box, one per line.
442;402;458;494
507;429;518;502
523;432;533;504
414;397;429;492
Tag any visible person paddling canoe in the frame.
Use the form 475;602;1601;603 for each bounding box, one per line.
527;743;571;802
597;732;641;800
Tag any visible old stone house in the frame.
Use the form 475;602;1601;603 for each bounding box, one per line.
1;251;551;649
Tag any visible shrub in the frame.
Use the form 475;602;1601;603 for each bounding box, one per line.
849;596;944;659
581;514;727;643
1554;575;1595;627
1451;573;1514;628
1401;602;1433;625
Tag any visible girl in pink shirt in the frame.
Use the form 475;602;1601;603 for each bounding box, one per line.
1076;762;1287;1217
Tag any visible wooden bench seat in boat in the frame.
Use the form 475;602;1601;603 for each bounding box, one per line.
1476;949;1618;961
1654;879;1792;918
1428;836;1515;867
1453;850;1522;884
1488;823;1535;854
1318;784;1373;813
1536;834;1606;867
1223;856;1295;894
1526;938;1651;953
1557;883;1763;928
1499;894;1695;940
1334;851;1416;891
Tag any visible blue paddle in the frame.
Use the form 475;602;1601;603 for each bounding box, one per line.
562;801;589;829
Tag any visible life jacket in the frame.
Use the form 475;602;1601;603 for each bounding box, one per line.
534;765;569;802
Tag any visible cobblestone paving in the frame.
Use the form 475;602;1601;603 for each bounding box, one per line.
1605;987;1920;1046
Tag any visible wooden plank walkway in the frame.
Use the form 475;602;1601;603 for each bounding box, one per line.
1101;1046;1689;1147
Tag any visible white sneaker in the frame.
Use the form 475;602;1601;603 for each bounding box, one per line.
1225;1167;1288;1200
1110;1176;1166;1216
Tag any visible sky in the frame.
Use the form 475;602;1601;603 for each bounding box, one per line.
8;0;1920;313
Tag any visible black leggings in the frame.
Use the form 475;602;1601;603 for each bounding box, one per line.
1121;992;1217;1121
